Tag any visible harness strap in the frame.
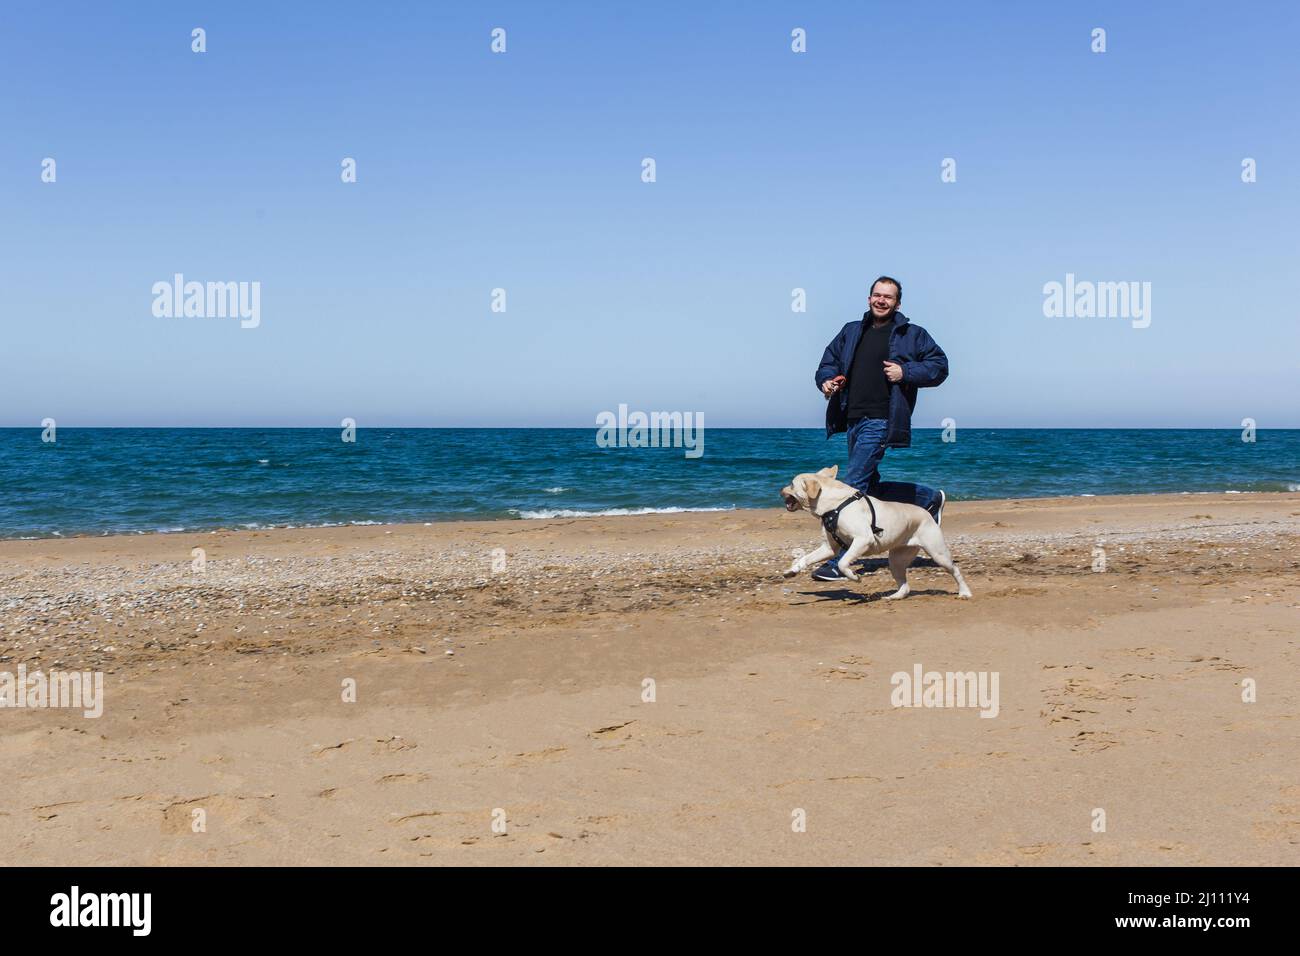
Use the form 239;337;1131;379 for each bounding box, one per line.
820;491;883;549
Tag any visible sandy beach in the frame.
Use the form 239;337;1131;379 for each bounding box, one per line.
1;492;1296;866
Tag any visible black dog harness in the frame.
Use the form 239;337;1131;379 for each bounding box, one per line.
819;491;883;549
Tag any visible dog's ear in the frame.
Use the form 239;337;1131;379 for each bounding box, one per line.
817;465;838;479
803;477;821;500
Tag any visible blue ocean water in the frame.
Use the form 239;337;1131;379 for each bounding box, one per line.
2;428;1297;539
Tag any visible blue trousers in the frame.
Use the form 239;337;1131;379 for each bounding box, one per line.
843;418;939;512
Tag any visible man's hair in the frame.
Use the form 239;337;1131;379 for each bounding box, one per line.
870;276;902;304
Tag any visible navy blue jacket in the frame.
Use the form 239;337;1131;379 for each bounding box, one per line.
815;311;948;447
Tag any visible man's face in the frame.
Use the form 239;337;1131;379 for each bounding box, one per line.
869;283;899;319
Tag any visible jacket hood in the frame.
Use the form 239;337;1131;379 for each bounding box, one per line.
859;310;909;329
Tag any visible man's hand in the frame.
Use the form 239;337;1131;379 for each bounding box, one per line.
821;375;846;396
883;361;904;384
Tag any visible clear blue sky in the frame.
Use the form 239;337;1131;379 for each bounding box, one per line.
3;1;1297;427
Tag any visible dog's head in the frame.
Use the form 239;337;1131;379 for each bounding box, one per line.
780;466;838;512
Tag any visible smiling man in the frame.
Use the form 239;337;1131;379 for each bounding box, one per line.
811;276;949;581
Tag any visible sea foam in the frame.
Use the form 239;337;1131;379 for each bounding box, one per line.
511;506;736;520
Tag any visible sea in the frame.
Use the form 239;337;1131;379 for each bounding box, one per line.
2;428;1296;539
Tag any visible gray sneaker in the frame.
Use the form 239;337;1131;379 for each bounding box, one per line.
811;559;846;582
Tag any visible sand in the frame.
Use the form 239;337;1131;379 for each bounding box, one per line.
1;492;1296;865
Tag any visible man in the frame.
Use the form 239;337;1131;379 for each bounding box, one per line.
810;276;948;581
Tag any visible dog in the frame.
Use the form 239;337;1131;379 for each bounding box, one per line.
779;466;972;599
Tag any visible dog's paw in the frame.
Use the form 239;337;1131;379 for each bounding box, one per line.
781;567;799;579
839;568;860;582
957;590;973;599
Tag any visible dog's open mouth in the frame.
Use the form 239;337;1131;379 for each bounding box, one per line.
782;494;800;512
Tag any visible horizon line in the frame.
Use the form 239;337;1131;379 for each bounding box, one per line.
3;424;1296;431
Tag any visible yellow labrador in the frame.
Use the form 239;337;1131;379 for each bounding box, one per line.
780;466;972;599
